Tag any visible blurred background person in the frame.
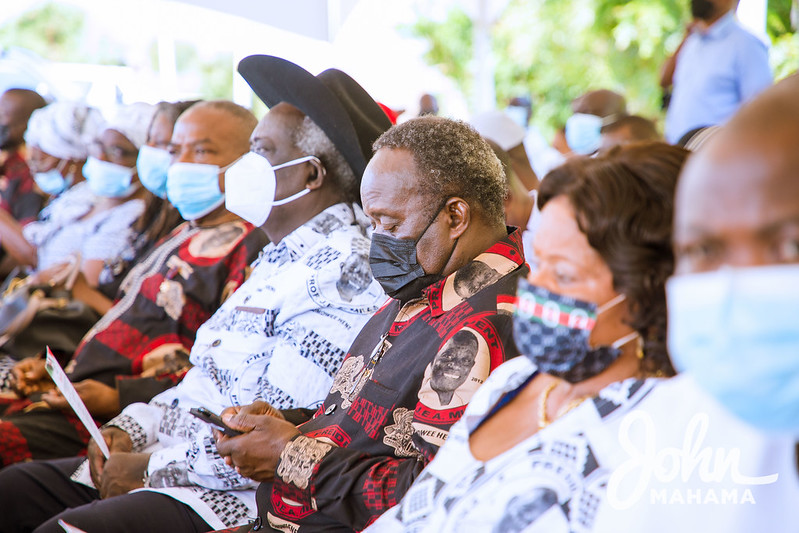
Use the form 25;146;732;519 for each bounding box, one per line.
0;101;104;278
505;95;566;179
662;0;772;143
471;110;539;191
565;89;627;156
0;88;47;231
10;102;156;287
598;114;661;154
418;92;439;116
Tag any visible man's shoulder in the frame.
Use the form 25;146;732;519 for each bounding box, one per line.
728;23;769;51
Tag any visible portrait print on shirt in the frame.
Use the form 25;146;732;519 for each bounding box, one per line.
307;238;385;315
149;460;191;488
336;252;372;302
187;221;247;258
415;327;490;446
440;254;515;311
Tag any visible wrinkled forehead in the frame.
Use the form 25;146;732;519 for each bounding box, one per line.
675;130;799;241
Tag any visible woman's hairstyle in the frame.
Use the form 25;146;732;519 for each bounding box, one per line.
539;142;690;376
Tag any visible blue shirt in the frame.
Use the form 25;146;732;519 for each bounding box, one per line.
665;12;772;144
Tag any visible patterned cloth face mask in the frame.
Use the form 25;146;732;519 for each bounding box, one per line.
512;277;638;383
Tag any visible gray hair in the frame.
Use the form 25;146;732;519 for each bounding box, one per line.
373;116;508;225
292;116;359;202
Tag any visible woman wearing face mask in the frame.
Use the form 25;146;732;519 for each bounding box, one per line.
91;100;196;304
0;101;105;276
9;103;157;288
366;142;689;532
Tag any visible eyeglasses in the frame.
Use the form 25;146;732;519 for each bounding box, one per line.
89;141;138;162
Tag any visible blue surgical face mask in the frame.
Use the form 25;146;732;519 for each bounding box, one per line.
83;156;137;198
136;145;172;198
667;264;799;435
565;113;604;155
33;160;72;195
167;160;235;221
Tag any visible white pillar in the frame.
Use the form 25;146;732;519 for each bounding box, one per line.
472;0;496;113
156;1;179;100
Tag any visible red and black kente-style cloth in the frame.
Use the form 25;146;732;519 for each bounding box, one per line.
0;149;44;226
256;228;528;532
0;219;268;467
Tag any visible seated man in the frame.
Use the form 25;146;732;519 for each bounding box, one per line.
0;56;391;533
215;115;529;531
0;100;268;466
368;73;799;533
598;114;660;154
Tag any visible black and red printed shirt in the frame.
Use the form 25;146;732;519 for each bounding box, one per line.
0;149;44;226
67;219;268;402
258;228;528;532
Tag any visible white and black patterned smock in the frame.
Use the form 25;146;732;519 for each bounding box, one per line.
369;358;799;533
77;203;387;529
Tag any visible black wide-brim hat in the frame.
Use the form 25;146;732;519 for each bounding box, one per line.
238;55;392;179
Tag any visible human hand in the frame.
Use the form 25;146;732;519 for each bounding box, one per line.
214;401;297;482
41;379;121;419
98;452;150;499
10;357;52;397
88;426;133;489
31;262;73;287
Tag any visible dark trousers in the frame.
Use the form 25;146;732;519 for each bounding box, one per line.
0;457;211;533
0;399;91;468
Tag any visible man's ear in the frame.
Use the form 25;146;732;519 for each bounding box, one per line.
305;158;327;191
444;197;470;239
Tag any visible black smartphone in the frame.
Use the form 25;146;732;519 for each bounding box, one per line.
189;407;243;437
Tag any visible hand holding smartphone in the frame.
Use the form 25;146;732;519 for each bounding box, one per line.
189;406;243;437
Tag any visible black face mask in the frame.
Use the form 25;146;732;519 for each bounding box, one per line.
369;203;458;302
691;0;715;20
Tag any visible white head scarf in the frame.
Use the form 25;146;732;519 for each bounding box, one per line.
24;102;106;161
470;110;527;152
106;102;157;149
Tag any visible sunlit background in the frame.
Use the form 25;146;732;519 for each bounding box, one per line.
1;0;796;137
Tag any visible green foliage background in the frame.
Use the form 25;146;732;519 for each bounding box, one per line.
0;2;233;100
411;0;798;135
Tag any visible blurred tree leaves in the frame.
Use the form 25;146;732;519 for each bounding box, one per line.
411;0;797;136
0;3;89;62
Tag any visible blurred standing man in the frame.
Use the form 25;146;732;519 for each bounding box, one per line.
0;89;47;226
662;0;772;143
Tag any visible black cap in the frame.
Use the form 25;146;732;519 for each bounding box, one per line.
238;55;392;179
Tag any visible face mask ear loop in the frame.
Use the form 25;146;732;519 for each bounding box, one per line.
272;187;311;206
597;293;626;315
271;155;320;171
611;331;641;350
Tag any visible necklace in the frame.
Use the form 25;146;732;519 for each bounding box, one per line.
537;380;587;429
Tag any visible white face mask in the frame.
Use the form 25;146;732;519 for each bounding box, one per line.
224;151;318;226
